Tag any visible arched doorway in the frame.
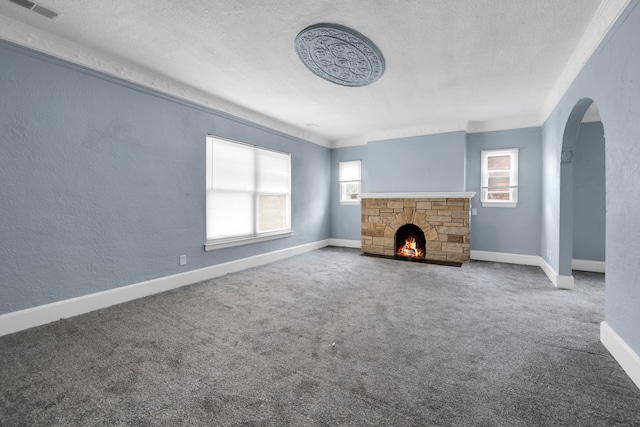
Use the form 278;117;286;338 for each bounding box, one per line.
559;98;606;287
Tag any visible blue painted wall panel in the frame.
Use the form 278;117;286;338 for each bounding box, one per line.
330;146;368;241
0;41;330;314
466;128;542;256
573;122;605;262
367;132;466;192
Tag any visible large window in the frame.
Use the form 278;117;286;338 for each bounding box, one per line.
339;160;361;204
481;148;519;208
205;135;291;250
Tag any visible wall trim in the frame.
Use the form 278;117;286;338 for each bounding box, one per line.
539;0;632;123
572;259;606;273
0;25;330;148
555;274;575;290
328;238;362;249
601;321;640;390
470;250;541;266
0;239;331;337
470;250;574;289
361;192;476;199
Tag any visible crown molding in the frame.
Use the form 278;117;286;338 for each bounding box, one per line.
539;0;631;123
330;115;542;148
332;122;467;148
0;15;332;148
465;115;541;134
361;192;476;199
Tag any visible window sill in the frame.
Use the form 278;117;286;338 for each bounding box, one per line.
481;201;517;208
205;231;293;251
340;200;361;205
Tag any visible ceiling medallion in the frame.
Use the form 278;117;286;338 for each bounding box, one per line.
295;23;385;87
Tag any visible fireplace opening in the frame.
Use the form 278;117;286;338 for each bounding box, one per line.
395;224;426;260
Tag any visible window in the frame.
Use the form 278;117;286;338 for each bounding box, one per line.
481;148;519;208
339;160;361;204
205;135;291;250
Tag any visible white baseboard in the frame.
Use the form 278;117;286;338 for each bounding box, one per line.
328;238;361;249
601;321;640;390
540;257;574;289
555;273;575;290
0;239;332;337
471;250;574;289
470;250;541;266
572;259;606;273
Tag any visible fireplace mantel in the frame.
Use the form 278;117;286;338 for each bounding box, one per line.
361;192;475;199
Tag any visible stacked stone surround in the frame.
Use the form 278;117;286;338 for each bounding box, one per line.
361;193;474;263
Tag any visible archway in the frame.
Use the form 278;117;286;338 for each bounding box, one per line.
559;98;606;286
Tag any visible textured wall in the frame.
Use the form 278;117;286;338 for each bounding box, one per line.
573;122;605;261
0;41;331;315
330;145;368;241
541;0;640;353
466;128;542;256
366;132;467;193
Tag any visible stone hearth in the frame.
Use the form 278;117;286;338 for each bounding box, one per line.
361;192;475;263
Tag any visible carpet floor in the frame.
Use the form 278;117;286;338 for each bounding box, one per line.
1;246;639;426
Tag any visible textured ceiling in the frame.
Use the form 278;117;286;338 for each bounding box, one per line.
0;0;617;146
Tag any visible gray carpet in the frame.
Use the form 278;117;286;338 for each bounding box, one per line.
1;246;639;426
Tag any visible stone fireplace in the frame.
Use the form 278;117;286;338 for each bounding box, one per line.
361;192;475;264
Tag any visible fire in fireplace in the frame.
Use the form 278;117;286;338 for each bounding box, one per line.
395;224;426;259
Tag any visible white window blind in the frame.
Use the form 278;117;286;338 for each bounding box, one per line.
206;136;291;247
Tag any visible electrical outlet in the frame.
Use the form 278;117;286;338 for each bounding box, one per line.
179;255;187;265
546;249;552;259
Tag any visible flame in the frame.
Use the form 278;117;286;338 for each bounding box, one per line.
397;236;424;258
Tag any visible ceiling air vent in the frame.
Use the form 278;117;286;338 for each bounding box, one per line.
8;0;35;8
8;0;58;19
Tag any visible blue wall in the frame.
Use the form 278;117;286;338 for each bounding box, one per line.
541;0;640;353
0;41;331;315
573;121;605;262
466;128;542;256
367;132;466;192
330;145;368;241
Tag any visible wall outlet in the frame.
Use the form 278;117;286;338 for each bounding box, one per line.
179;254;187;265
546;249;552;259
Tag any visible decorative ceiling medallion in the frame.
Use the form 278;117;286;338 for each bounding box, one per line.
295;23;385;87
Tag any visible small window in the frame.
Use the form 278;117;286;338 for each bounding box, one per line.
205;135;291;250
481;148;518;208
339;160;361;205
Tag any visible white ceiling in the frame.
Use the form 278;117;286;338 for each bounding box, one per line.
0;1;626;147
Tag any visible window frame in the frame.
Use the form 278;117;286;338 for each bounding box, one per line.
338;160;362;205
205;135;292;251
480;148;519;208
